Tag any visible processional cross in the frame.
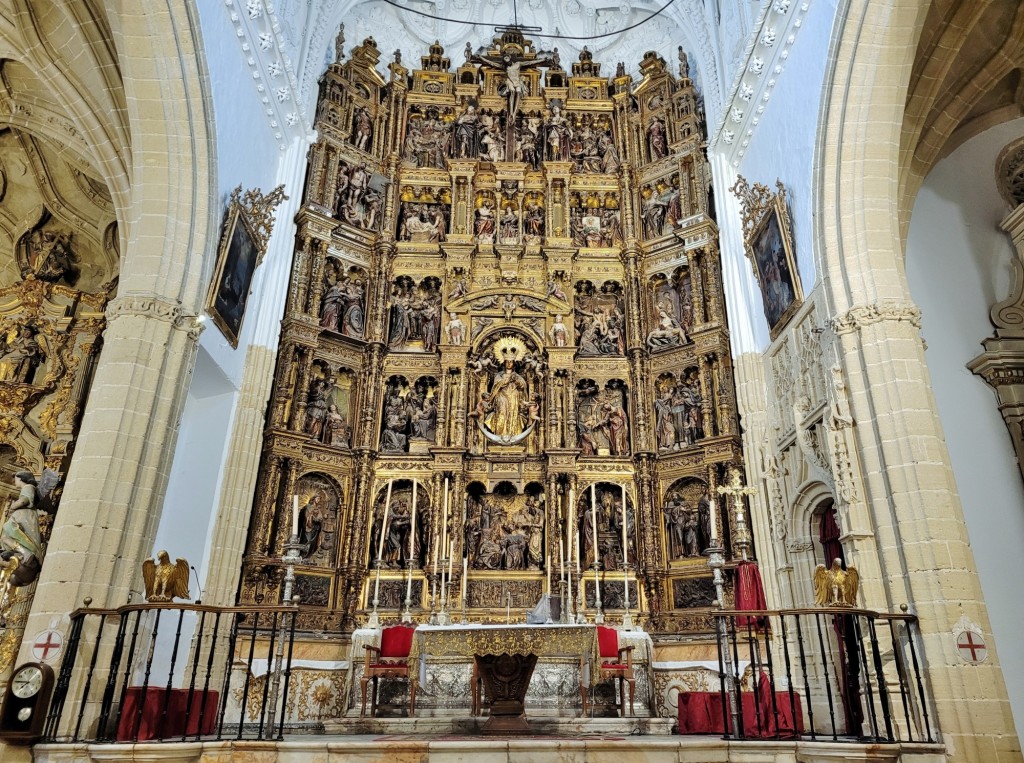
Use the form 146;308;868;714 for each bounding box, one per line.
716;466;756;559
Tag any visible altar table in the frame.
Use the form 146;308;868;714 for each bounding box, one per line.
677;689;803;738
410;624;596;732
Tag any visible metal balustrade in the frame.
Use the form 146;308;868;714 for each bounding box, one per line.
38;601;935;746
41;602;298;743
700;607;935;744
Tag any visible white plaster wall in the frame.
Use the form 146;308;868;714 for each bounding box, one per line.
734;0;836;295
713;0;838;354
193;1;291;386
152;346;236;592
905;118;1024;743
152;5;310;600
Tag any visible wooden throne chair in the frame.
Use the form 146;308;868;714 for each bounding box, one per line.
360;624;417;717
580;625;635;717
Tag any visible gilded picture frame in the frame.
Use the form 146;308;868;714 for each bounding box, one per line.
206;202;261;348
732;177;803;340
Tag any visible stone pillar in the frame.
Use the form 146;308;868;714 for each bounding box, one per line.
25;296;203;623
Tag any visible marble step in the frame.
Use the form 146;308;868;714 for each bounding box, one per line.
320;714;676;737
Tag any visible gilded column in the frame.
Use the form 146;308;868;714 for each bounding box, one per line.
358;344;386;450
248;454;284;557
689;249;707;326
289;347;315;432
305;239;328;316
699;353;715;438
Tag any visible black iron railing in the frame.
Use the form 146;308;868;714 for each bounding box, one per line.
42;603;298;743
703;607;935;744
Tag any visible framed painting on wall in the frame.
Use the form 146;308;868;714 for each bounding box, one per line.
731;177;803;340
207;204;260;347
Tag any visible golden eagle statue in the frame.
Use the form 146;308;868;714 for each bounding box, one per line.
142;550;190;603
813;558;859;608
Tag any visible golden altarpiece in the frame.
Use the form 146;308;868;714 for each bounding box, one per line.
239;31;749;649
0;123;120;670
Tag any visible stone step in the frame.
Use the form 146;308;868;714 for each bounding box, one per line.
321;714;676;737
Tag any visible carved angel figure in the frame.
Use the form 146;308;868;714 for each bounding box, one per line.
0;469;59;591
142;550;190;602
813;558;859;607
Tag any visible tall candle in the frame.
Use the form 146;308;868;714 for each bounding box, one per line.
462;555;468;604
571;488;580;572
376;479;394;563
448;538;454;579
590;483;598;569
410;480;418;565
442;477;450;570
559;536;565;584
292;494;300;538
620;483;628;569
546;554;551;593
709;496;719;544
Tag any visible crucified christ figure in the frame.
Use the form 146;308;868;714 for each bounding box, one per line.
472;50;551;119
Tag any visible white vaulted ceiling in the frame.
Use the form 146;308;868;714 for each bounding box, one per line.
228;0;750;148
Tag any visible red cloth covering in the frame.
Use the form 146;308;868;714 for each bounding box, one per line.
735;560;769;630
379;624;416;658
116;687;220;741
677;688;803;738
597;626;620;659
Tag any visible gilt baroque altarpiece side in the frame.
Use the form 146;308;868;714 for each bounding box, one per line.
238;30;749;638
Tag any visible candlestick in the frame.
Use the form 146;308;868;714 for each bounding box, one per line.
291;494;299;538
442;476;450;569
620;483;628;570
402;560;414;623
369;479;394;629
410;480;418;565
590;483;598;569
570;487;580;573
376;480;394;564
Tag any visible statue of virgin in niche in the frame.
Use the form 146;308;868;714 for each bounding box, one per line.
486;359;528;437
469;334;544;445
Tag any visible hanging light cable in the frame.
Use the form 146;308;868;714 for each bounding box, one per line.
375;0;678;42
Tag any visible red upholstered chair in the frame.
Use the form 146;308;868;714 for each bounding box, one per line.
580;625;635;716
360;625;417;717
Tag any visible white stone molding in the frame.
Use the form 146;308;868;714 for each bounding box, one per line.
826;301;923;336
223;0;316;150
969;203;1024;484
997;137;1024;210
709;0;812;166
